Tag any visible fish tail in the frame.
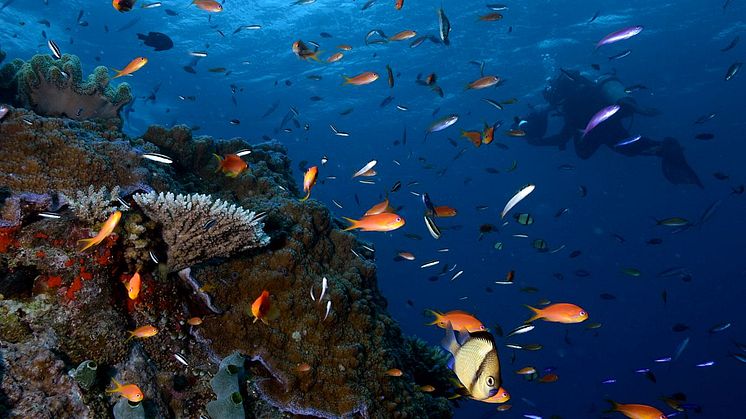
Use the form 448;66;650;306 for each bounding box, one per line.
106;378;121;393
309;50;323;62
111;68;123;78
341;75;350;86
212;154;223;173
424;309;442;326
603;400;620;413
342;217;359;231
525;305;543;323
77;237;98;252
299;191;311;201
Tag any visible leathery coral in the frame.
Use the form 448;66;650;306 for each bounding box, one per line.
1;53;132;121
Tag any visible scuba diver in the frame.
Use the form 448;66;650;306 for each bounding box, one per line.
517;69;702;187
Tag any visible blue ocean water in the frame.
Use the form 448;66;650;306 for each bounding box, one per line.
2;0;745;417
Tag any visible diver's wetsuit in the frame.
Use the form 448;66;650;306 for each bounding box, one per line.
522;69;702;187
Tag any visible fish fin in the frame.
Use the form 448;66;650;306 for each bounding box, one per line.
299;191;311;201
77;237;98;252
252;317;258;323
424;309;442;326
446;355;455;370
212;154;223;173
341;75;350;86
309;50;323;62
525;305;543;323
440;321;460;355
342;217;359;231
456;329;471;346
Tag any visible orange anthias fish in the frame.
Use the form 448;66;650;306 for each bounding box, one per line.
106;378;144;402
292;40;321;61
364;198;394;216
395;0;404;10
525;303;588;324
111;57;147;79
466;75;501;90
327;52;344;63
79;210;122;252
482;123;495;144
479;386;510;403
506;129;527;137
342;213;405;232
251;290;279;324
126;271;141;300
343;72;379;85
425;309;486;332
461;130;482;147
479;13;504;21
606;401;668;419
300;166;318;201
385;368;403;377
127;325;158;341
389;30;417;41
112;0;136;12
434;205;457;217
192;0;223;12
214;154;248;177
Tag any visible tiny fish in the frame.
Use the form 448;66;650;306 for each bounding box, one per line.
47;39;61;59
420;260;440;269
142;152;173;164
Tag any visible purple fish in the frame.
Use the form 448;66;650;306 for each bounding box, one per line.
614;134;642;147
581;104;620;138
595;25;644;49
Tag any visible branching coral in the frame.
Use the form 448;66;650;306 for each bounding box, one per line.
2;54;132;121
62;185;122;224
132;192;269;271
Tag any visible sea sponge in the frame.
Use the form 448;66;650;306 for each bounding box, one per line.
72;360;98;391
131;192;269;271
9;54;132;121
206;392;245;419
112;399;145;419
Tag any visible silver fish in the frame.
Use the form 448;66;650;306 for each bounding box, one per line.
437;7;451;46
323;300;332;320
506;323;535;337
142;152;173;164
725;61;742;81
420;260;440;268
424;215;441;239
47;39;61;59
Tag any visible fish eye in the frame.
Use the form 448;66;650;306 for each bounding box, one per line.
580;311;586;316
396;217;401;222
486;376;495;387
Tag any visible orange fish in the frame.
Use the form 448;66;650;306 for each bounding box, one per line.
192;0;223;12
343;72;379;85
79;211;122;252
479;13;503;21
297;363;312;372
526;303;588;324
425;309;486;332
397;251;415;260
292;40;321;61
111;57;147;79
327;52;344;63
419;385;435;392
434;206;457;217
482;123;495;144
395;0;404;10
127;325;158;341
364;198;394;216
466;75;501;90
479;386;510;403
126;271;141;300
497;404;512;412
389;30;417;41
461;130;482;147
506;129;526;137
112;0;136;12
606;401;667;419
385;368;403;377
342;213;404;232
106;378;144;402
515;367;537;375
337;44;353;51
187;317;203;326
300;166;318;201
539;373;559;383
250;290;279;324
214;153;248;177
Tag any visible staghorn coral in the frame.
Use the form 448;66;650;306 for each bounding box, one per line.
0;53;132;121
132;191;270;272
63;185;122;224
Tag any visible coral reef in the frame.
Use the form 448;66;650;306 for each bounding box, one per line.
132;191;270;272
0;87;454;418
0;54;132;121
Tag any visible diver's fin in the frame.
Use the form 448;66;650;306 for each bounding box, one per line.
659;138;703;188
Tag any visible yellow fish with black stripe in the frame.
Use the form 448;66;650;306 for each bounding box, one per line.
441;321;502;400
